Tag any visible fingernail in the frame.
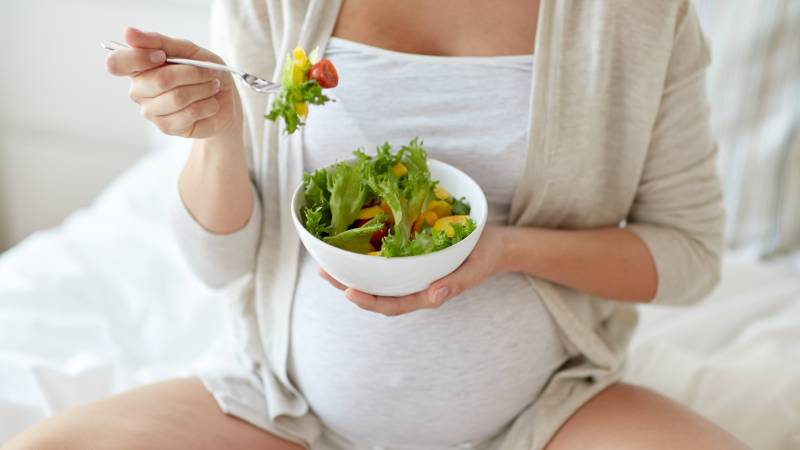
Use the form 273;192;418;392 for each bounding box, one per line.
432;287;449;303
212;78;221;92
150;51;166;63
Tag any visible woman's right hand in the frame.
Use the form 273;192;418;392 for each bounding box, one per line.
105;27;242;140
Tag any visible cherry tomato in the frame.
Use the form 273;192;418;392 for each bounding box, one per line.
370;223;388;245
308;59;339;88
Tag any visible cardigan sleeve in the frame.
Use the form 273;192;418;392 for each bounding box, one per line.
166;0;272;289
626;2;725;306
170;182;263;289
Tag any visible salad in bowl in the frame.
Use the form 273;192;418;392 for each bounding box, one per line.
291;138;487;296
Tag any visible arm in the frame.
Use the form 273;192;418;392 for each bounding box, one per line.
497;2;722;305
324;225;656;317
171;167;262;289
497;227;657;302
171;135;262;289
328;2;722;315
179;135;253;235
106;27;261;288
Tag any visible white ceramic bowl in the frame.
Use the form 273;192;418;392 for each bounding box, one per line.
291;159;488;296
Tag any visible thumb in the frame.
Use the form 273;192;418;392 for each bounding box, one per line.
123;27;202;59
426;257;481;305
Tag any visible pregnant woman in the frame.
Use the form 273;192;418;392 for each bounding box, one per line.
4;1;748;449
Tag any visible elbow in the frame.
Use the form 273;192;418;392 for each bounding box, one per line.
700;246;723;296
661;240;723;306
184;258;254;290
629;222;723;306
169;189;262;291
685;248;721;303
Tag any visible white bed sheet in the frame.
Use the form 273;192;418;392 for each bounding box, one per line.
1;149;798;449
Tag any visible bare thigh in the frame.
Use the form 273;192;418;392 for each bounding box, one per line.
2;378;303;450
545;383;750;450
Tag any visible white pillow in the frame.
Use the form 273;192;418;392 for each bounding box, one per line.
695;1;800;256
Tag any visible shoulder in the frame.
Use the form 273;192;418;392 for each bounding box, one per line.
554;0;708;81
558;0;698;51
592;0;690;31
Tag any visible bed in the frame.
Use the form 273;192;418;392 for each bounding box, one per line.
1;148;799;449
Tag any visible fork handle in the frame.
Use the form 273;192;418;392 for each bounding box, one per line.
100;40;243;77
164;57;243;77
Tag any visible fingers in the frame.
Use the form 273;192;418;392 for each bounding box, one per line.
106;48;167;76
318;268;348;291
129;64;216;99
149;97;220;137
124;27;202;59
426;254;484;302
354;254;486;317
139;79;220;116
344;288;442;317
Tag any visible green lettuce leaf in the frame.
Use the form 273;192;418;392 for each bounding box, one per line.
323;213;386;254
304;168;329;209
362;138;435;249
381;218;477;257
327;161;368;235
303;206;328;238
451;196;471;215
300;168;331;238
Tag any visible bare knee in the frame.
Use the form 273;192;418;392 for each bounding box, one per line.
546;383;750;450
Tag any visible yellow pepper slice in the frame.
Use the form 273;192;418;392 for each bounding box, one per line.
293;47;308;66
433;215;470;238
391;163;408;178
295;102;308;119
434;185;452;201
290;47;310;119
423;210;438;226
426;200;452;218
291;47;308;87
358;205;384;220
379;200;395;224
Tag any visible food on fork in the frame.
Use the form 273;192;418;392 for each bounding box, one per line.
266;46;339;134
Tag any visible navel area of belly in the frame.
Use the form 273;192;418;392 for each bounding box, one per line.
290;269;566;447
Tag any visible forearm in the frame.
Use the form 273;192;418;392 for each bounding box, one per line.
179;130;253;234
497;226;658;302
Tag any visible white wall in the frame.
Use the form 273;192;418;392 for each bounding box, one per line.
0;0;211;250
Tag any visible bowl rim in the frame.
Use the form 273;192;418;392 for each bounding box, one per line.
291;158;488;261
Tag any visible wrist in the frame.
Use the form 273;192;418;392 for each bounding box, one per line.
183;126;248;189
191;126;245;163
492;226;539;275
481;226;517;276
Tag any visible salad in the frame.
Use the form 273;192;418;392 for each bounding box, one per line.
301;138;477;257
266;46;339;134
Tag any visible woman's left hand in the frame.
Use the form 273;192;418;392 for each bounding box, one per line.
318;226;507;316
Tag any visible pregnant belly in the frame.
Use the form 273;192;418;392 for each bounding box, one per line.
289;252;568;448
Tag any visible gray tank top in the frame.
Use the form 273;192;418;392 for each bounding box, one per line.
289;37;568;449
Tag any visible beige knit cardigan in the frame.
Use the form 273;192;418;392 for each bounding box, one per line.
208;0;724;448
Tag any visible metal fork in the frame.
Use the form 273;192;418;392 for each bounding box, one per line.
100;40;280;94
